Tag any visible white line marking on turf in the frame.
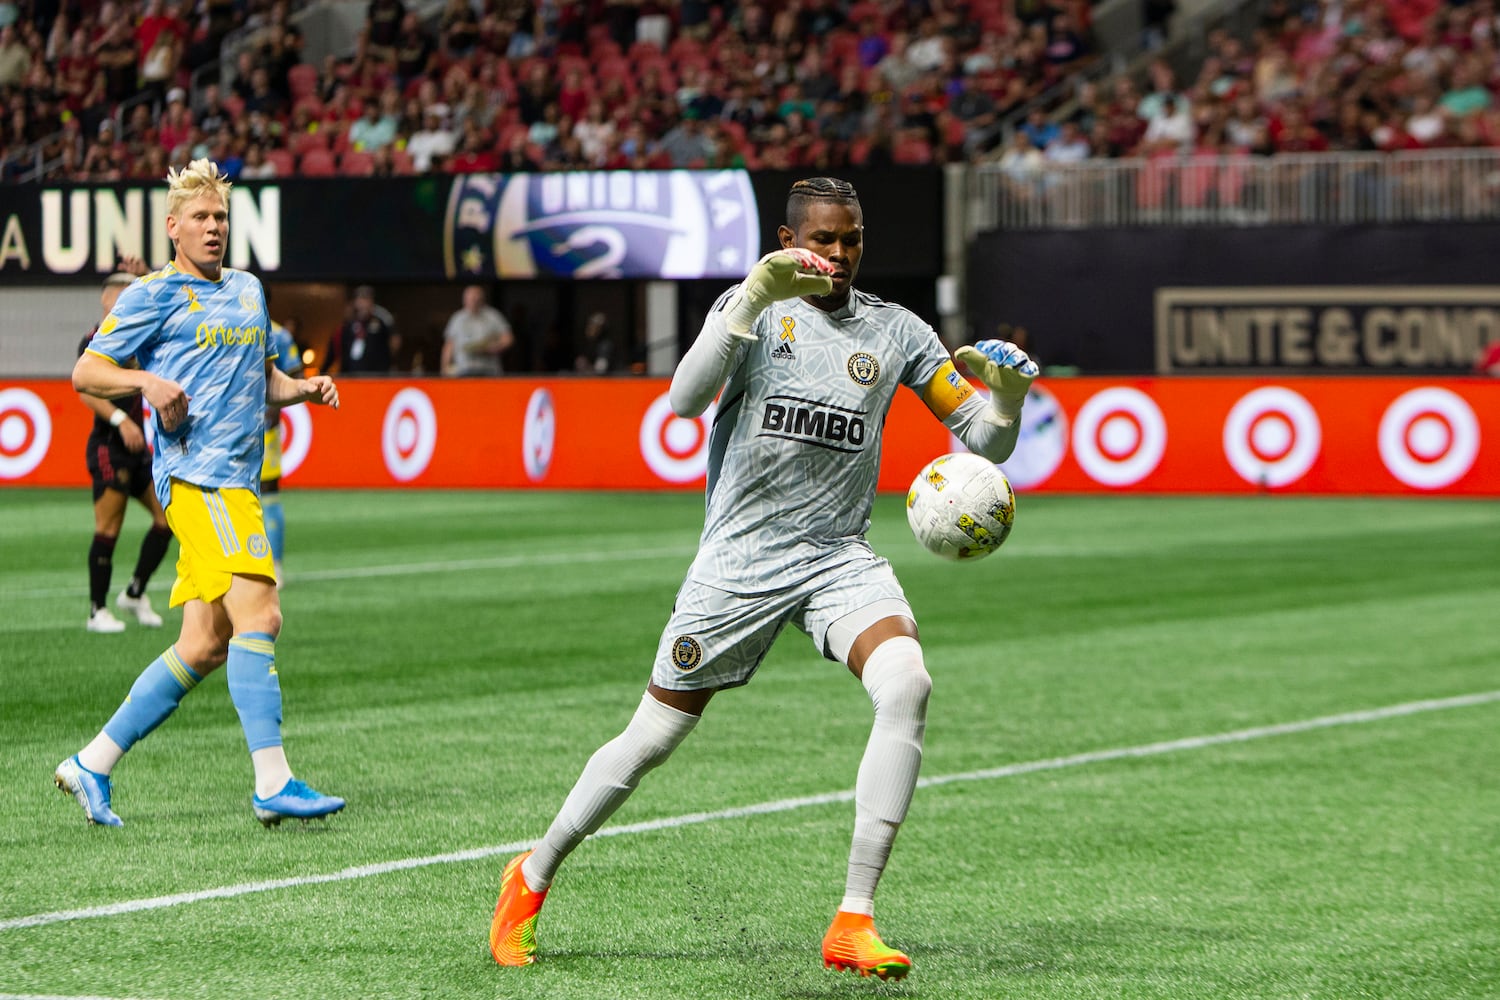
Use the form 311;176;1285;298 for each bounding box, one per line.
7;545;701;601
3;689;1496;934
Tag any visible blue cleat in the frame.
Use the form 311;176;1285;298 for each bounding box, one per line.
252;778;345;827
54;755;123;827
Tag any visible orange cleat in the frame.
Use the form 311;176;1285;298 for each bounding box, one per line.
489;851;549;966
821;910;912;981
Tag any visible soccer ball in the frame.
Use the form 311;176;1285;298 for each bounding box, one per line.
905;453;1016;561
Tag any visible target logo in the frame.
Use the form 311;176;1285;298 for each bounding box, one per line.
1223;387;1321;488
0;388;53;479
382;387;438;482
1072;387;1167;486
639;393;716;483
278;403;312;478
522;388;555;482
1378;387;1479;490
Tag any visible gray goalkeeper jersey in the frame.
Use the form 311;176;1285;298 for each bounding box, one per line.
688;287;969;593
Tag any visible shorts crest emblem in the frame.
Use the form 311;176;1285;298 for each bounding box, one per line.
672;635;703;671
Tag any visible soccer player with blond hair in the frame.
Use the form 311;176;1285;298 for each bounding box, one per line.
57;159;345;827
489;177;1038;978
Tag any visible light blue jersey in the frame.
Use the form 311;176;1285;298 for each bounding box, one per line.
86;262;272;509
266;322;302;430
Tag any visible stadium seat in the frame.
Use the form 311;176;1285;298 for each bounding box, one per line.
389;147;415;174
339;150;375;176
288;63;319;101
264;148;295;175
288;130;329;156
298;148;337;176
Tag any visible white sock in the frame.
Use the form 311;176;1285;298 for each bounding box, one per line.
523;692;699;891
840;637;930;916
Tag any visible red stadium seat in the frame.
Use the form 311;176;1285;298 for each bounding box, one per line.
288;130;329;156
389;147;415;175
264;148;295;175
288;63;320;100
298;148;337;176
339;150;375;176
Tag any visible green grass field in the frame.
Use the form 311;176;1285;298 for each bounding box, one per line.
1;488;1497;1000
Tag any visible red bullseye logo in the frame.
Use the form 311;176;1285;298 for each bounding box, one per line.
1378;387;1478;490
382;387;438;482
1072;387;1166;486
1223;387;1321;488
0;388;52;480
639;393;715;483
278;403;312;478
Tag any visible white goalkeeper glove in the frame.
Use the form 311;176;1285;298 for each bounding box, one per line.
723;248;838;340
955;339;1039;419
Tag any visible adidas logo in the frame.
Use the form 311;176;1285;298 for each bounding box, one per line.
771;342;795;360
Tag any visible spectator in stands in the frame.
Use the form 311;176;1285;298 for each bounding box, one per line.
349;98;396;151
329;285;399;376
1045;120;1093;163
655;109;714;167
392;12;434;89
0;24;26;87
442;284;513;377
452;122;501;173
440;0;480;58
158;89;194;157
240;142;276;178
365;0;404;62
407;103;455;172
1141;93;1197;153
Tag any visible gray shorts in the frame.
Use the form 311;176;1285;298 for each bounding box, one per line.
651;543;912;691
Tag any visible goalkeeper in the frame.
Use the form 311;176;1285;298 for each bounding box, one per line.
490;177;1037;980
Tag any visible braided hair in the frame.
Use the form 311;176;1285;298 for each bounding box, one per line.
786;177;860;231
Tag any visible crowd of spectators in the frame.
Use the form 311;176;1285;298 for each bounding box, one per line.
0;0;1497;184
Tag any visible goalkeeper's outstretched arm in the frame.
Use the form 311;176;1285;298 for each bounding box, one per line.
945;339;1040;463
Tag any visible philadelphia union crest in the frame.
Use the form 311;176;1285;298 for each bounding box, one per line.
671;635;704;672
847;352;880;387
444;171;759;280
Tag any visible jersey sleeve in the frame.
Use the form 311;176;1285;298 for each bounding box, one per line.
900;313;976;421
85;282;160;366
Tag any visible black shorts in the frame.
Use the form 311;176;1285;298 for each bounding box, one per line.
86;435;153;502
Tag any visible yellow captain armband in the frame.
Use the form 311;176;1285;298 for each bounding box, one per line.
920;360;976;420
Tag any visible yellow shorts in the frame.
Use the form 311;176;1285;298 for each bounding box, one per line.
164;480;275;607
261;425;282;482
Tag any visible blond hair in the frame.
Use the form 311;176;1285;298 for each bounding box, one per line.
165;158;232;216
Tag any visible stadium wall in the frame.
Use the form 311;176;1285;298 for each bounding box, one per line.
2;376;1495;495
968;223;1500;374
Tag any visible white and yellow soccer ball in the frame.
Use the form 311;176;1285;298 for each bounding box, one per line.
906;452;1016;561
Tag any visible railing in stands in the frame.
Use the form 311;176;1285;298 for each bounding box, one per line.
969;149;1500;230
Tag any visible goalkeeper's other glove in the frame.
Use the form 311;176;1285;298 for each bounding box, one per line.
723;248;837;340
955;339;1039;419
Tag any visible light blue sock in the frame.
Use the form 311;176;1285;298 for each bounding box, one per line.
227;632;283;752
102;647;202;751
263;495;285;563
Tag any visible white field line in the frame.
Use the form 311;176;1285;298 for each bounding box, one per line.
4;545;704;602
2;689;1496;935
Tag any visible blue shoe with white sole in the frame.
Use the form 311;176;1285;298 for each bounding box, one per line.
252;778;344;826
54;755;123;827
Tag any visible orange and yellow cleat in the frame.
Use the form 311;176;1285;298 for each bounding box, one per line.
489;851;549;966
821;910;912;981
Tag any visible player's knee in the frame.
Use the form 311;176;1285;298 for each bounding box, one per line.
178;640;229;674
861;636;930;719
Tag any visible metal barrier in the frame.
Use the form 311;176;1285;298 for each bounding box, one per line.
969;149;1500;230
